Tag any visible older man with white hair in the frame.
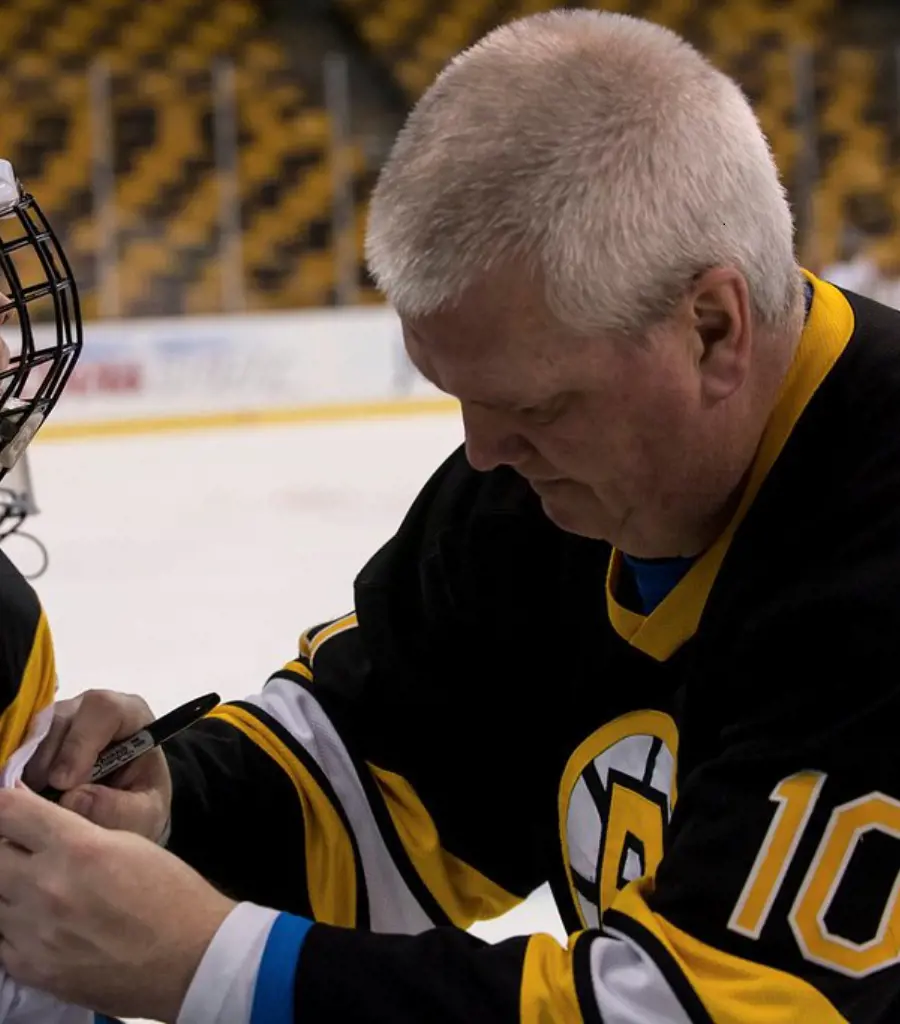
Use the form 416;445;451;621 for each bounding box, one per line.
0;8;897;1023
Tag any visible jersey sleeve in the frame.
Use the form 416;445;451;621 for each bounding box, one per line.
164;446;557;933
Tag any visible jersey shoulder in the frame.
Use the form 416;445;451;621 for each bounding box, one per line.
688;290;900;749
0;545;42;644
352;444;609;689
0;547;48;716
355;443;593;601
818;287;900;448
712;288;900;615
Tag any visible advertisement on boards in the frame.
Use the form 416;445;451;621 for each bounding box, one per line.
35;305;445;428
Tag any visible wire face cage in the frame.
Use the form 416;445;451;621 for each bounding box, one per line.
0;451;47;579
0;158;82;477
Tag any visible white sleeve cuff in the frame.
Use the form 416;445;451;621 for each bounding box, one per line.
177;902;280;1024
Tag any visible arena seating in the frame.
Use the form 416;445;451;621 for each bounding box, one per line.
339;0;900;280
4;0;898;317
0;0;376;318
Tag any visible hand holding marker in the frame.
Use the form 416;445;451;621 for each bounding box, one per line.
39;692;221;803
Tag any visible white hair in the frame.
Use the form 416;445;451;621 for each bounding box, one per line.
365;9;802;336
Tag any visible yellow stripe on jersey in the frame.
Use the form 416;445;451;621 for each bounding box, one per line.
298;629;313;659
608;879;848;1023
281;658;313;683
369;762;522;927
309;612;358;663
521;933;584;1024
209;704;358;928
0;609;56;767
605;270;855;662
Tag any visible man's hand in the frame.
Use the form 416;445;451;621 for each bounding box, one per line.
0;785;235;1022
23;690;172;841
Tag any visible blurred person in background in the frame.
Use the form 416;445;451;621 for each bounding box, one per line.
8;8;900;1023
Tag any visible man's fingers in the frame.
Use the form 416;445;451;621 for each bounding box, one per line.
22;707;76;791
22;692;170;841
48;691;149;790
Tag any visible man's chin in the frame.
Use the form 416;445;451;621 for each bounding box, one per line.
537;491;607;540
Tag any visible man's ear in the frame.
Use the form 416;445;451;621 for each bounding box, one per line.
691;267;752;405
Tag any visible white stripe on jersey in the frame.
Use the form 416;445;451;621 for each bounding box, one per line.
588;924;695;1024
247;678;436;934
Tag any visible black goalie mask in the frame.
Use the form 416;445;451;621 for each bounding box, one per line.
0;158;82;478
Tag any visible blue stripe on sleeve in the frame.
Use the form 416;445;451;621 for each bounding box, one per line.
250;913;314;1024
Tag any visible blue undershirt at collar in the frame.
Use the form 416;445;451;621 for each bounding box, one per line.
621;554;695;614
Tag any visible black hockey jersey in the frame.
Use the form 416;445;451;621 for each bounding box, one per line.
166;272;900;1022
0;547;55;767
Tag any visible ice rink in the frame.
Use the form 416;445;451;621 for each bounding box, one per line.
23;408;564;1016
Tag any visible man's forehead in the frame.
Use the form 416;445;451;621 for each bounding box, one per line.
402;308;568;406
409;270;553;338
402;286;573;370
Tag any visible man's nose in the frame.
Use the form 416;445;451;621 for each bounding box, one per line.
462;402;532;473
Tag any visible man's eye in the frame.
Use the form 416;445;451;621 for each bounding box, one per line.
520;396;566;424
526;407;553;423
